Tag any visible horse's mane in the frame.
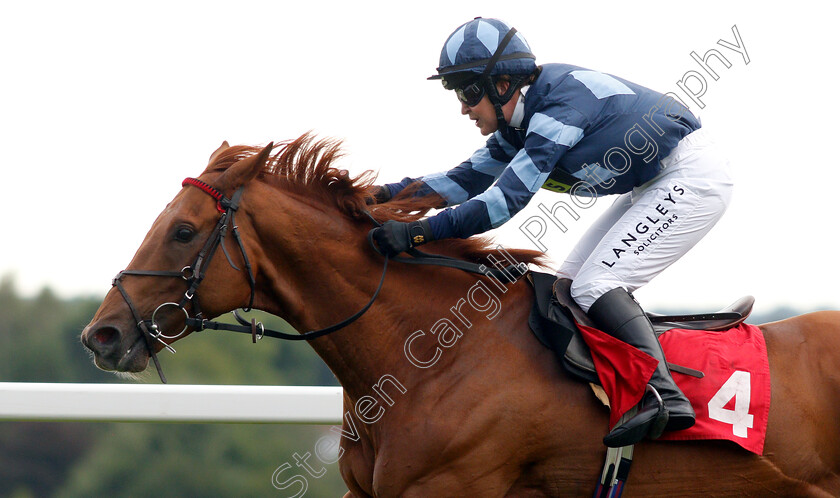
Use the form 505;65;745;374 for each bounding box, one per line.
209;132;546;267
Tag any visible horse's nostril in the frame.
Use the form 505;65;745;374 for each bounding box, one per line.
84;325;121;352
94;327;118;345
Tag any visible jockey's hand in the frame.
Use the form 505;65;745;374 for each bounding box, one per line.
366;185;391;205
371;219;433;257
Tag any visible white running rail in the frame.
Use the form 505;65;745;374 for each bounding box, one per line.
0;383;344;424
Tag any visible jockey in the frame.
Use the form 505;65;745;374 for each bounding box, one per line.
370;17;733;447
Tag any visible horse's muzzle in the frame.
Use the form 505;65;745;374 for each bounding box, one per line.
81;322;150;372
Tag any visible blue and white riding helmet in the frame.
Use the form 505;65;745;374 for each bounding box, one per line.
428;17;537;90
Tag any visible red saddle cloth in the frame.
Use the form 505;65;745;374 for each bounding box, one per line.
578;322;771;454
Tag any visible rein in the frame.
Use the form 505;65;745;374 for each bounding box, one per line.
113;178;526;383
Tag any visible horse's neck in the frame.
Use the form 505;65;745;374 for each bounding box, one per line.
247;193;531;401
247;197;421;397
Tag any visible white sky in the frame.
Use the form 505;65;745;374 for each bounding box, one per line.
1;1;838;312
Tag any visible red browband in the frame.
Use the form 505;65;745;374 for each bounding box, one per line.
182;177;225;213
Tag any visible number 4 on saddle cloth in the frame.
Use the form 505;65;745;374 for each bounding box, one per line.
528;272;771;454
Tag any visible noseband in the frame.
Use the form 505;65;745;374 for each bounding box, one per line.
112;177;255;383
112;177;525;384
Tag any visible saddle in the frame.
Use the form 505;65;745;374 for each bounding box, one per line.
527;271;755;385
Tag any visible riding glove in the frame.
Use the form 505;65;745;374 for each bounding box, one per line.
371;219;433;257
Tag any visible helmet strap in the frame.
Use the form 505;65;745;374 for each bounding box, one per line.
484;76;509;130
485;73;528;131
477;28;525;133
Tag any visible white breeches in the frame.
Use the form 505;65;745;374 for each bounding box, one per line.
558;128;734;312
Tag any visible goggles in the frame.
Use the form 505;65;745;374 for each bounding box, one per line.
455;81;486;107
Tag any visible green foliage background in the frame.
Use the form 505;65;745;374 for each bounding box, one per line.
0;276;346;497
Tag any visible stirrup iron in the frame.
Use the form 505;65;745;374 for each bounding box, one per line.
603;384;669;447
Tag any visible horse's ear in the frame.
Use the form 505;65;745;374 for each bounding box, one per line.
215;142;273;192
208;141;230;166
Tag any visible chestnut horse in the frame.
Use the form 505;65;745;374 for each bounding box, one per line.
82;134;840;497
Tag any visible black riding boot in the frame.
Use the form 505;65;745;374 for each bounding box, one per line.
587;287;695;447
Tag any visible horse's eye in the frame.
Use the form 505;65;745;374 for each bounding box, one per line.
174;226;195;243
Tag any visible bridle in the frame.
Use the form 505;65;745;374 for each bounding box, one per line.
112;177;526;384
112;177;257;383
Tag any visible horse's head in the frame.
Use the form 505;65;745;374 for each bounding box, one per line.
81;141;274;376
